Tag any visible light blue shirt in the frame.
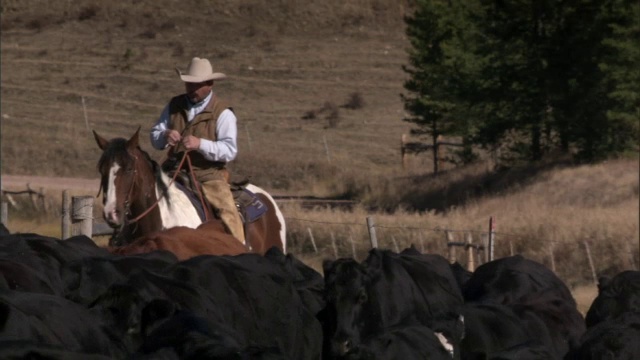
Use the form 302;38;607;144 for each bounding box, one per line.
150;91;238;163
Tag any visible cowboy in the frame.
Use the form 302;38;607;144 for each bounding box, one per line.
150;57;245;244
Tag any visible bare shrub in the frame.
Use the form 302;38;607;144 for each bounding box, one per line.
78;6;98;21
26;17;45;31
321;102;340;128
138;30;156;39
301;110;316;120
172;43;185;57
0;20;13;31
342;92;365;110
160;21;176;31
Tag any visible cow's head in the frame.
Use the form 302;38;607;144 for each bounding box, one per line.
322;257;382;357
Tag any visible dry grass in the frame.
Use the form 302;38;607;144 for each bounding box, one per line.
1;1;638;304
284;159;639;289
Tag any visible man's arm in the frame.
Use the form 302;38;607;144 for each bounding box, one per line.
198;109;238;162
150;105;171;150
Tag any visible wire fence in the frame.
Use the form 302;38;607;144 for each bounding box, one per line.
1;188;638;287
285;215;639;286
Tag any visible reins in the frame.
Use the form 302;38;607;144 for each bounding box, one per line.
127;150;211;224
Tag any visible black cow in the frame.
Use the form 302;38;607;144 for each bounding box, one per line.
164;252;323;359
0;340;113;360
566;311;640;359
463;255;575;306
486;341;558;360
461;256;584;359
509;289;585;357
138;299;288;359
88;251;323;359
458;302;557;360
344;324;454;360
322;248;464;358
0;223;10;236
0;233;110;296
61;250;178;305
0;289;127;358
450;261;473;292
584;270;640;327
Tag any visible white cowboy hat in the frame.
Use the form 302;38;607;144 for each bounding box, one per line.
175;57;227;83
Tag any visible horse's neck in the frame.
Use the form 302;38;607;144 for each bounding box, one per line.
156;172;203;229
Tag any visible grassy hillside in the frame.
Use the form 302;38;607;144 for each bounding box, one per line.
1;0;415;194
1;1;638;292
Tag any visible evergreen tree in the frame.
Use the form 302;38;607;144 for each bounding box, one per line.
472;0;561;162
598;0;640;156
402;0;481;172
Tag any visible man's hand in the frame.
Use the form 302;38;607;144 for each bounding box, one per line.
165;129;182;146
181;135;201;151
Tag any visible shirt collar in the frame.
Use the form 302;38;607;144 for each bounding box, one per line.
186;91;213;108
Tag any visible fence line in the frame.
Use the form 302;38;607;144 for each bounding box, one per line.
0;192;637;281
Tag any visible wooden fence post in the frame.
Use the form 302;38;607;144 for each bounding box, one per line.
27;183;38;210
488;216;495;261
62;190;71;239
349;232;357;260
71;196;94;238
307;227;318;253
366;216;378;249
391;235;399;253
509;240;514;256
549;242;556;272
323;135;331;163
466;233;475;272
481;233;489;263
330;232;338;259
1;202;7;225
583;240;598;285
625;242;636;270
446;231;456;264
401;134;409;170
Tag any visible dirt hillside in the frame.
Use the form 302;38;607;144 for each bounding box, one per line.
1;0;415;190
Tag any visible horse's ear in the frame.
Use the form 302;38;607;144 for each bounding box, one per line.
93;130;109;150
127;126;142;150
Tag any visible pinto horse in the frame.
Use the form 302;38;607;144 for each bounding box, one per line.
108;220;247;260
92;128;286;255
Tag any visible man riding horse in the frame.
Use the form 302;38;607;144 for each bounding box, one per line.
150;57;245;244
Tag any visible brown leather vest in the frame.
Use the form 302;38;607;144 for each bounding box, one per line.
167;94;233;181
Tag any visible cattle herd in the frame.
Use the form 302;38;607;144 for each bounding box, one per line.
0;223;639;359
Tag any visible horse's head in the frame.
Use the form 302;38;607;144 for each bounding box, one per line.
93;127;146;228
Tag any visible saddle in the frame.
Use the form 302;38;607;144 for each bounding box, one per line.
169;169;267;224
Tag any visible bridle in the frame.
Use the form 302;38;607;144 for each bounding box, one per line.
101;149;211;240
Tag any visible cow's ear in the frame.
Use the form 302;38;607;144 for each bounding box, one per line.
597;276;611;292
364;249;383;281
322;259;335;276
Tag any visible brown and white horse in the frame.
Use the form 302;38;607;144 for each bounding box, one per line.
93;128;286;255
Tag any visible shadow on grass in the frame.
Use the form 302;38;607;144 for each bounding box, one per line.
394;158;577;213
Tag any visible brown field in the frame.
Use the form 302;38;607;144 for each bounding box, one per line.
1;0;638;309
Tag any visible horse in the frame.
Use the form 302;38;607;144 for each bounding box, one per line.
92;127;286;255
108;220;247;260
